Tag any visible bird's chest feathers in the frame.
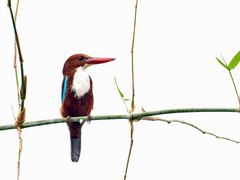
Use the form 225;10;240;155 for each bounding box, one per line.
71;67;90;98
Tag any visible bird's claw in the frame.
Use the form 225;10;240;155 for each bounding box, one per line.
87;115;92;124
66;116;72;123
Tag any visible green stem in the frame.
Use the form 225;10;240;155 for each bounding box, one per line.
124;122;134;180
14;67;20;107
13;0;21;108
10;1;23;180
221;56;240;109
124;1;139;179
143;117;240;143
228;71;240;109
130;0;138;111
0;108;238;131
8;0;25;111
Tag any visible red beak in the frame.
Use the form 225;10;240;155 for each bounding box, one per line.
85;57;115;64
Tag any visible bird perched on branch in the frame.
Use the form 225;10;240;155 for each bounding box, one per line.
60;53;114;162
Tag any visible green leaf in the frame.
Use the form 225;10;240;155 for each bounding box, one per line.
216;57;230;71
114;77;124;98
228;51;240;70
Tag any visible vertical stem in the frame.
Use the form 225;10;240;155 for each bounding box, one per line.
14;0;21;108
131;0;138;111
228;71;240;109
124;1;139;180
8;0;25;111
17;127;22;180
20;63;25;110
14;50;21;107
124;121;134;180
8;1;24;180
15;6;22;177
221;56;240;110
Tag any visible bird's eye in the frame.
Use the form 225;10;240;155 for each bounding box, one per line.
79;57;88;61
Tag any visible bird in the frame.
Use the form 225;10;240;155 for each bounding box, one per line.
60;53;114;162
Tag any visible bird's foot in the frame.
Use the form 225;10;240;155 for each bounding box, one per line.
66;115;88;126
66;116;72;123
79;119;85;124
87;115;92;124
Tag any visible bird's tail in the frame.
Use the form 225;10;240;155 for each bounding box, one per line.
67;121;83;162
70;137;81;162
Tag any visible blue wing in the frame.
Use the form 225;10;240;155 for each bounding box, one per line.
61;76;68;103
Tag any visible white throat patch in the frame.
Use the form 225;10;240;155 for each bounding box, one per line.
71;67;90;98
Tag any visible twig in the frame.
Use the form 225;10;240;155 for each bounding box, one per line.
124;1;139;179
142;116;240;144
8;1;24;180
0;108;238;144
130;0;138;111
124;119;134;180
221;56;240;110
0;108;238;131
228;71;240;109
8;0;26;111
13;0;21;107
16;127;22;180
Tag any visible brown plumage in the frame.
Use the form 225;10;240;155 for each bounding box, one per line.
60;54;114;162
60;70;93;118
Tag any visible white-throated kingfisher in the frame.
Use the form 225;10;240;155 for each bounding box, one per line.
60;53;114;162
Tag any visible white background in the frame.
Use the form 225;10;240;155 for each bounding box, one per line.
0;0;240;179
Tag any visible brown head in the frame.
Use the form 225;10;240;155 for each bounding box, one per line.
62;54;115;76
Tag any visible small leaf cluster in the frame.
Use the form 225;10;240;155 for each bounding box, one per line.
216;51;240;71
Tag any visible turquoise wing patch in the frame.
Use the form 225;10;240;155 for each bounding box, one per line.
61;76;68;103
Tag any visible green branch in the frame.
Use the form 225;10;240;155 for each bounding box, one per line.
124;0;139;179
216;54;240;109
8;0;26;111
228;71;240;108
0;108;238;131
142;117;240;143
130;0;138;111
